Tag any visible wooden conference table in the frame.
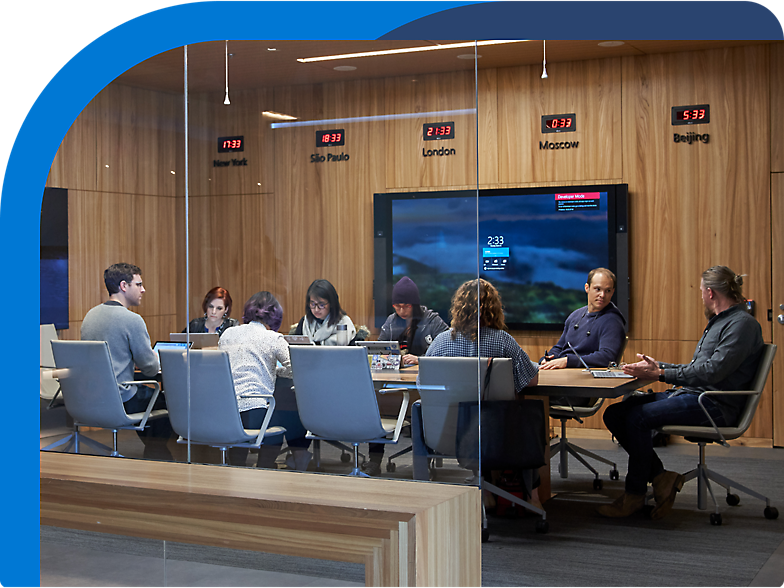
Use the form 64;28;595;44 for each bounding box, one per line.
371;366;652;500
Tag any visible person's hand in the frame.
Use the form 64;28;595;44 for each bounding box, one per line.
401;354;418;366
622;353;659;378
540;357;568;370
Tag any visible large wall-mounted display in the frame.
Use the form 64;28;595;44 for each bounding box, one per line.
374;184;628;330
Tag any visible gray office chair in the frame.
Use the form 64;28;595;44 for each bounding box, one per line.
289;346;409;477
417;356;548;536
159;348;286;465
548;336;628;488
657;343;778;525
40;324;62;408
47;340;167;457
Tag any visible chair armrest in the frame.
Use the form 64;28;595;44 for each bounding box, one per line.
694;390;756;448
388;391;410;443
253;396;277;445
120;380;161;427
378;387;408;394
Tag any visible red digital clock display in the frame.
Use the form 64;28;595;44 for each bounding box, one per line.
541;113;576;134
672;104;710;125
217;136;244;153
316;129;345;147
423;122;455;141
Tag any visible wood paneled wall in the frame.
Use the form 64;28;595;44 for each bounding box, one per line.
46;43;782;442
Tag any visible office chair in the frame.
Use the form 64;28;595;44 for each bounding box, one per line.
548;336;628;488
47;340;167;457
416;356;548;536
289;346;409;477
657;343;778;525
159;348;286;465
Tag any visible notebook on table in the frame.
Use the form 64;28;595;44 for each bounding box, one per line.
169;332;220;349
283;335;314;345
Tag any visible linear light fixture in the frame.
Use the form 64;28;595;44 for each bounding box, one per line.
270;108;476;129
297;40;530;63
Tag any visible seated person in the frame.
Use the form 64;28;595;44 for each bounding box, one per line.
600;266;764;520
290;279;356;345
81;262;173;461
426;278;542;507
219;291;312;470
540;267;626;370
362;276;449;476
183;286;239;337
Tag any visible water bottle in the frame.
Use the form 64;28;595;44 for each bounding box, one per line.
335;324;349;346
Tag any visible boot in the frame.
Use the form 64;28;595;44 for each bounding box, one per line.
650;470;685;520
596;492;645;518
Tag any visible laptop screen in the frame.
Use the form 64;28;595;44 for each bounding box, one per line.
152;340;191;362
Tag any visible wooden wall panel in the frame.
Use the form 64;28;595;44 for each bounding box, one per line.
47;99;98;191
771;44;784;172
622;46;771;342
385;71;477;190
496;58;622;185
772;174;784;446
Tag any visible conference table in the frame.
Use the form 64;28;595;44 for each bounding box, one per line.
371;366;653;500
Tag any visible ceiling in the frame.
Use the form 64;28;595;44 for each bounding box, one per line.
115;40;776;94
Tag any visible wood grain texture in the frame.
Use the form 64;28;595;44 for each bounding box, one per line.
771;174;784;446
41;453;481;587
771;44;784;172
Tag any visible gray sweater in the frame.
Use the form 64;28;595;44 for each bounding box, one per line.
81;301;159;401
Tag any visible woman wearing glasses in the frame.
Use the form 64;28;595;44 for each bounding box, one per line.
292;279;356;345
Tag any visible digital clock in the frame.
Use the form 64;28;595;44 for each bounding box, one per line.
423;122;455;141
541;113;576;134
316;129;345;148
217;136;244;152
672;104;710;125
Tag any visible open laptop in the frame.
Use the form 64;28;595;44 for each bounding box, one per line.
356;341;401;355
153;340;192;363
283;335;314;345
567;342;632;378
169;332;220;349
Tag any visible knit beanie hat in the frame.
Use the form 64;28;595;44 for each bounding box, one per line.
392;276;420;305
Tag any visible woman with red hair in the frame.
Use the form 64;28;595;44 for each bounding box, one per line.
183;286;239;337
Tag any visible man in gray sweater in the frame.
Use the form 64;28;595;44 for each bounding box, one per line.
81;263;173;460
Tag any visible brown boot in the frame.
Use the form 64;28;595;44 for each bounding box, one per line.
650;470;685;520
596;492;645;518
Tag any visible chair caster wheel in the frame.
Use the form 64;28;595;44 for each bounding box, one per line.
593;478;603;491
726;493;740;506
481;528;490;543
340;453;351;463
764;506;779;520
386;462;396;472
609;469;620;481
535;520;549;534
710;513;722;526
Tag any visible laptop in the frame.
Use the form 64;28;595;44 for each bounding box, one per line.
356;341;401;355
169;332;220;349
153;340;192;363
283;335;314;345
567;342;632;378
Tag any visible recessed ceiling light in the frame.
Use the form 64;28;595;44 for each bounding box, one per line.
457;54;481;60
298;40;527;63
170;171;176;175
267;47;277;51
598;41;625;47
334;65;357;71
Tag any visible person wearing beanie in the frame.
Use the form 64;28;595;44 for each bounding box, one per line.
362;276;449;476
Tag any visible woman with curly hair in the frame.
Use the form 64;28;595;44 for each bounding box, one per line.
219;291;310;469
426;278;539;391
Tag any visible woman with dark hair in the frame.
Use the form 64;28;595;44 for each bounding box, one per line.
218;291;311;469
378;276;448;366
292;279;356;345
425;278;542;507
183;286;239;337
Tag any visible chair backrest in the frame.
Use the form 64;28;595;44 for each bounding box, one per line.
40;324;60;400
732;343;777;434
289;346;388;442
159;348;251;445
50;340;136;428
616;335;629;364
417;357;514;456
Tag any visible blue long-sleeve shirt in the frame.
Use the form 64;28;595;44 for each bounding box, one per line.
543;302;627;368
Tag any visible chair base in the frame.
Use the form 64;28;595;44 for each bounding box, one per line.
549;419;618;481
482;479;548;536
41;429;117;456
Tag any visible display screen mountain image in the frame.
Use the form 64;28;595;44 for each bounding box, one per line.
375;185;627;330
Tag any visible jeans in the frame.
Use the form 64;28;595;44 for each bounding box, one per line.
603;391;728;495
228;407;310;467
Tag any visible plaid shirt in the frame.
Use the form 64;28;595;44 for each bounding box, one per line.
425;328;538;392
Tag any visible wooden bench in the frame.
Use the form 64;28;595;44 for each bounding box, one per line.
40;453;480;586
